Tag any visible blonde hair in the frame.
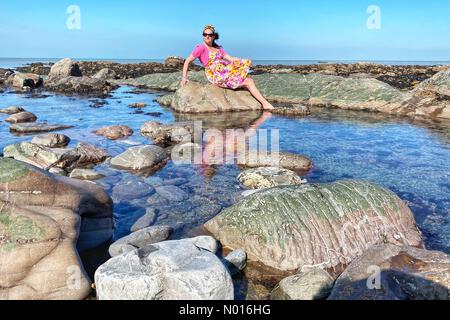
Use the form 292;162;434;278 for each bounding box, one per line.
203;24;220;47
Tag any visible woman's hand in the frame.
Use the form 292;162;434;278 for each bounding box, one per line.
181;77;189;87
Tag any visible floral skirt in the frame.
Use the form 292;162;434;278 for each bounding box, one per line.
205;58;252;89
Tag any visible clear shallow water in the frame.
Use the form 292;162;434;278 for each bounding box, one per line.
0;86;449;253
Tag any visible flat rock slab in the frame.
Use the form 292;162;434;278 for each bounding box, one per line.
69;168;104;180
0;106;25;114
204;180;423;271
96;237;234;300
9;122;74;134
240;151;313;173
5;112;37;124
328;244;450;300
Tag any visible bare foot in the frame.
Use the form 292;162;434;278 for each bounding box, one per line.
262;103;275;110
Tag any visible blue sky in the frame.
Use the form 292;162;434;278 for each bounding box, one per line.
0;0;449;61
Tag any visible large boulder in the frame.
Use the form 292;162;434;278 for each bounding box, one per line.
204;180;423;271
171;81;262;113
0;200;91;300
110;145;168;172
95;238;234;300
164;56;185;69
0;158;114;299
47;58;82;79
92;68;117;80
328;244;450;300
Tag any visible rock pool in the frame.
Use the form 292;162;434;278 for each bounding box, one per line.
1;85;449;255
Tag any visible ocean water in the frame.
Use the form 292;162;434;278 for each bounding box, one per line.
1;86;449;254
1;57;450;69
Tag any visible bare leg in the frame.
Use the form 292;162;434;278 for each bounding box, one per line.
241;78;274;110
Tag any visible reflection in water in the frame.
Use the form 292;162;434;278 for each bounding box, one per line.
0;86;449;254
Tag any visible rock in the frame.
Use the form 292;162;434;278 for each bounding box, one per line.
0;106;25;114
9;122;74;134
271;269;335;300
48;167;67;176
164;56;185;68
112;181;154;203
272;104;311;117
154;185;188;202
0;158;114;299
31;133;71;148
94;125;133;140
45;76;117;96
92;68;117;80
5;112;37;123
69;168;104;180
108;225;173;257
96;237;234;300
3;142;108;171
130;208;157;232
240;151;313;173
3;142;69;169
156;94;174;106
237;167;307;189
110;145;168;172
224;249;247;270
141;121;194;146
172;81;262;113
7;72;42;88
204;180;423;271
190;236;218;253
47;58;82;79
413;68;450;97
328;244;450;300
128;102;147;108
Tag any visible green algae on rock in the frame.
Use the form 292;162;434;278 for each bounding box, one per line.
204;180;423;271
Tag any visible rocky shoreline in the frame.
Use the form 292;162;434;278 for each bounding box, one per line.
1;58;450;300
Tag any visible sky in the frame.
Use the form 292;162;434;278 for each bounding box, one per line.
0;0;449;61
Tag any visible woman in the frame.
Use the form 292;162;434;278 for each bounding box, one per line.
181;24;274;110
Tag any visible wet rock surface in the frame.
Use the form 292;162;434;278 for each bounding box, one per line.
205;180;423;271
328;244;450;300
237;167;307;189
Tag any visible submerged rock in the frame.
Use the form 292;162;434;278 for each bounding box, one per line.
128;102;148;108
9;122;74;134
130;208;157;232
272;104;311;117
69;168;104;180
0;158;114;299
5;111;37;124
96;237;234;300
271;269;335;300
94;125;133;140
31;133;70;148
154;185;188;202
110;145;168;172
237;167;307;189
240;151;313;173
328;244;450;300
108;225;173;257
204;180;423;271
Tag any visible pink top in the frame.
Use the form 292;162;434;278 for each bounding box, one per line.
191;43;227;67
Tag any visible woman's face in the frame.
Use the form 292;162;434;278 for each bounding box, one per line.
203;28;215;45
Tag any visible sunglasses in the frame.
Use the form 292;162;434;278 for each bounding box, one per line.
203;33;215;37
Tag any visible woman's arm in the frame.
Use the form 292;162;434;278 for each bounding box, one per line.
181;54;196;86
